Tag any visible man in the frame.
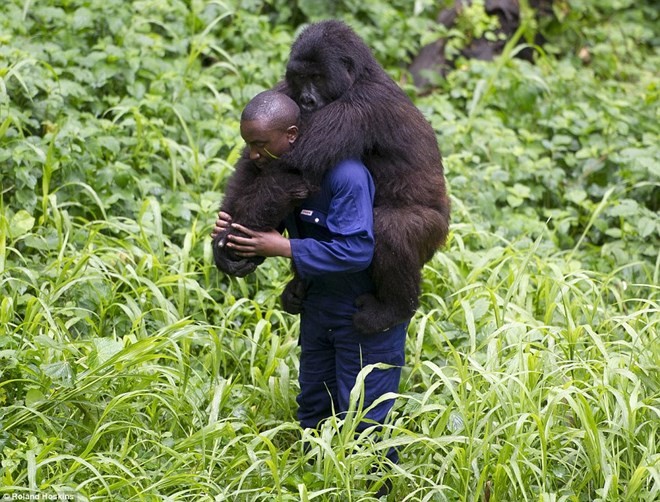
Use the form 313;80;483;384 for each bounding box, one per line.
213;90;408;494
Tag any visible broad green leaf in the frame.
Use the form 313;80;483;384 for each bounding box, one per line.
25;388;45;407
41;361;75;387
608;199;639;217
637;216;656;238
507;194;524;208
72;7;93;30
566;188;587;205
93;338;124;365
9;210;35;238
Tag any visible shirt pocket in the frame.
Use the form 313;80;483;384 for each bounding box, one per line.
298;207;328;228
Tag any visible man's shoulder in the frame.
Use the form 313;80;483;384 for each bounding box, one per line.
327;158;371;186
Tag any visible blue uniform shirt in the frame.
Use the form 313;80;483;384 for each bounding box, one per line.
286;159;376;316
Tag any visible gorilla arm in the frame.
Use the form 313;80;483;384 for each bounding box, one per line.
282;97;372;184
213;154;310;277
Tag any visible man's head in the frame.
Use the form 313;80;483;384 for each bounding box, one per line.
240;91;300;168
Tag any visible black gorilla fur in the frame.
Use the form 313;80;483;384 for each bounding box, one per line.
212;154;309;277
214;20;450;334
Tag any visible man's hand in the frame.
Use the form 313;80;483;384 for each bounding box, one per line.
210;211;233;240
211;212;265;277
226;223;292;258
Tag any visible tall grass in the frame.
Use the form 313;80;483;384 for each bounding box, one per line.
1;206;657;500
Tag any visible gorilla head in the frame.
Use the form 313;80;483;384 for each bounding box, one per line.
285;20;377;113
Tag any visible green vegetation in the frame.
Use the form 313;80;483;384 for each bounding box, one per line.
1;0;658;500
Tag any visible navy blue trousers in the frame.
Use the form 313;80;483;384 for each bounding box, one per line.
297;308;407;463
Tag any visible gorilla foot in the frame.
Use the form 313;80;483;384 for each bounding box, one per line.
223;258;260;277
280;277;307;314
212;229;265;277
353;294;413;335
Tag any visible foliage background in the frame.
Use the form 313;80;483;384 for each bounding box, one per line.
0;0;658;500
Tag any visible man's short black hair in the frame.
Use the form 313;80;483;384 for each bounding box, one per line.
241;91;300;131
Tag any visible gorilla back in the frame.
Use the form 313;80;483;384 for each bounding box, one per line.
282;20;450;333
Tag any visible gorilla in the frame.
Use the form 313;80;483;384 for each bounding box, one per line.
214;20;450;334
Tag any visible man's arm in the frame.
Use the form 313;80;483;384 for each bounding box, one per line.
225;223;292;259
289;160;375;278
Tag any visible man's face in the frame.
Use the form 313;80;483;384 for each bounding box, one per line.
240;119;297;168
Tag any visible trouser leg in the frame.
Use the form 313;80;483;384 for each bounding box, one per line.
297;313;337;429
334;321;408;463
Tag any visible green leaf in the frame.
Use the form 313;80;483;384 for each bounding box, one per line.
0;116;12;138
9;210;35;238
41;361;75;387
566;188;587;205
25;388;45;407
507;194;524;208
637;216;656;238
93;338;124;366
608;199;639;217
72;7;94;31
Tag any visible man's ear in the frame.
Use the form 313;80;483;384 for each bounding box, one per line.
287;125;299;144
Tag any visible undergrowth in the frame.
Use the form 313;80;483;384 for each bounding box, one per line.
1;0;658;500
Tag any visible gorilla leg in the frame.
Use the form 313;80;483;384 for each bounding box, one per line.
353;247;420;335
353;205;448;334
